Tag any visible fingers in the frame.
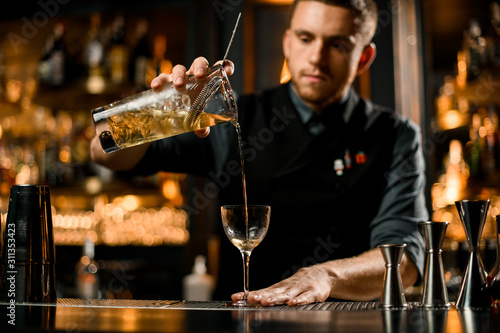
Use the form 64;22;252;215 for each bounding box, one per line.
252;290;294;306
150;57;234;91
287;290;316;306
234;280;325;307
150;73;172;91
194;128;210;138
213;60;235;76
151;63;190;90
151;59;201;90
171;64;188;87
231;292;244;302
188;57;234;77
251;289;319;306
232;288;318;307
245;286;296;306
188;57;210;78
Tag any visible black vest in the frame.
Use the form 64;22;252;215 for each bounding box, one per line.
214;85;400;299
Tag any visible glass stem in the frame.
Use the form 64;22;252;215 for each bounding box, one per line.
241;250;251;302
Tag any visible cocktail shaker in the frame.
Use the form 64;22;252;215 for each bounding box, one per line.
0;185;56;303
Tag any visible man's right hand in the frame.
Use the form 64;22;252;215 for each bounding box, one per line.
90;57;235;170
150;57;235;138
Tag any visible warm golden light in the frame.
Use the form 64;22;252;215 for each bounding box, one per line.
442;110;463;130
80;256;91;266
59;146;71;163
280;59;291;84
123;195;140;211
86;75;105;94
456;51;467;91
162;179;178;200
6;79;22;103
479;126;487;138
444;182;460;204
52;205;189;246
449;140;462;165
15;164;31;184
85;176;102;195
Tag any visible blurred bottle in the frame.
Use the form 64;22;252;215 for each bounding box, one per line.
38;32;54;84
71;112;93;183
75;238;100;299
467;113;484;180
463;19;484;80
444;140;466;204
0;144;15;196
488;215;500;308
480;106;498;178
44;110;75;186
487;2;500;69
435;75;463;130
107;14;128;84
183;255;214;301
50;22;67;86
15;145;39;185
0;48;6;102
37;22;67;86
83;13;105;93
129;17;152;87
146;33;172;86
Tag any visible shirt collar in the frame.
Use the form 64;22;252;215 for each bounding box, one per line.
288;84;351;125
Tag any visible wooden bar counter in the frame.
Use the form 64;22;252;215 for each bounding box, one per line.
1;299;500;332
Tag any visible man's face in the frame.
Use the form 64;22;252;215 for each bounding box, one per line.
283;1;367;111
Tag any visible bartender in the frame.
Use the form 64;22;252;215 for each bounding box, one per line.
91;0;428;306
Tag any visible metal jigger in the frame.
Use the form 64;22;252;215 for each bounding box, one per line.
379;244;407;309
419;221;450;308
454;199;491;309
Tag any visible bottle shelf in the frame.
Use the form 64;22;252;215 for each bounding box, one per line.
0;101;21;116
455;72;500;107
34;79;143;111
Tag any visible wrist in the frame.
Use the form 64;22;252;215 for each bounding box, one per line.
313;262;339;298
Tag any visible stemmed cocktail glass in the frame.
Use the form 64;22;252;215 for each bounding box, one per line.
221;205;270;307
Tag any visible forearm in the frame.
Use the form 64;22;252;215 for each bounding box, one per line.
241;247;419;306
323;248;418;301
90;136;151;171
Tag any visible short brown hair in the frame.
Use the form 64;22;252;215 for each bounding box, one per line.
289;0;378;45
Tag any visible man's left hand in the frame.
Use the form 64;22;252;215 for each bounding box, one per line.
231;264;333;306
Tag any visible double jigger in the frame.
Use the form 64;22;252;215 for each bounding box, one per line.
454;199;491;309
419;221;450;308
379;199;493;309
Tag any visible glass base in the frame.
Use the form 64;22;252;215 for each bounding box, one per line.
225;301;263;308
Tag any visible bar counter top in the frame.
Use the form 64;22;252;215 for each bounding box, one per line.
1;299;499;332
